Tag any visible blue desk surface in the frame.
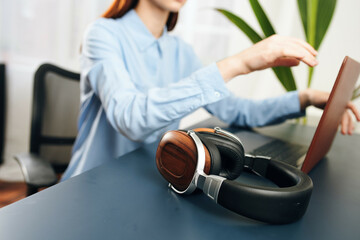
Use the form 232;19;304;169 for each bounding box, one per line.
0;121;359;239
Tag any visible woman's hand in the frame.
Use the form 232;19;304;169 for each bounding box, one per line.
299;89;360;135
217;35;318;82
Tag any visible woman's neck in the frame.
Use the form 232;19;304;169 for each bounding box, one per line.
135;1;169;39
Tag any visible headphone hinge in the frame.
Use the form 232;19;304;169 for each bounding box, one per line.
244;154;271;177
197;173;225;203
214;127;243;146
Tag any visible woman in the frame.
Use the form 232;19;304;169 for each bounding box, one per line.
61;0;359;180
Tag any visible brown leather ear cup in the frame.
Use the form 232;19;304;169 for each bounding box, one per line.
156;130;211;191
197;132;245;180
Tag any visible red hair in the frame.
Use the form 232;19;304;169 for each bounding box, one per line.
102;0;178;31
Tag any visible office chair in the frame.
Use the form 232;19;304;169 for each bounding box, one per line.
15;63;80;196
0;64;5;165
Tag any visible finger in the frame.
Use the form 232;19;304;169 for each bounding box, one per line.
282;41;319;67
346;102;360;121
274;57;300;67
278;47;317;67
352;122;356;133
292;38;318;56
346;111;354;135
341;112;349;135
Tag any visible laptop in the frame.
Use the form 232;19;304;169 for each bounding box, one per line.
236;56;360;173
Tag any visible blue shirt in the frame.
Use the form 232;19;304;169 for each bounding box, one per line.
61;10;303;181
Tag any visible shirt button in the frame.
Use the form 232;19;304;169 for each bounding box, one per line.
214;91;221;98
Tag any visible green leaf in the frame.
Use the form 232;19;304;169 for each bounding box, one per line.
297;0;308;40
216;8;297;92
352;84;360;100
315;0;337;50
248;0;297;91
298;0;337;87
307;67;314;88
307;0;319;47
216;8;263;43
249;0;276;37
273;67;297;91
298;0;336;50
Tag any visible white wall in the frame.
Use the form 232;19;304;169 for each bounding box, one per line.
0;0;112;180
0;0;359;180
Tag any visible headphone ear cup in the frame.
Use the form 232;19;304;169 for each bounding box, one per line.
156;130;212;191
196;134;221;175
198;132;245;180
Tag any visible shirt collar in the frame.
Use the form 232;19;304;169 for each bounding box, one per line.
122;9;168;52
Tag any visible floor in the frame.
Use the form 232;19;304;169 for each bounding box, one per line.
0;179;27;208
0;156;64;208
0;155;27;208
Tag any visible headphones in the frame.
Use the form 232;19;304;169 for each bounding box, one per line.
156;127;313;224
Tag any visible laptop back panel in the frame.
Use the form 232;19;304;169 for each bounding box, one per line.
301;56;360;173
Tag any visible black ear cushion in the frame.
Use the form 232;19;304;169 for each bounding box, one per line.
196;133;221;175
199;132;245;180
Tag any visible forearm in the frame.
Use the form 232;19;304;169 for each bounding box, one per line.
205;91;304;128
216;53;250;82
299;89;311;111
298;88;328;111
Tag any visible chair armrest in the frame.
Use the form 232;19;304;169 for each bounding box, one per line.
14;153;57;188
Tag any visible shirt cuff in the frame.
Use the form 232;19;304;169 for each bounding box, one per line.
282;90;306;119
193;62;230;105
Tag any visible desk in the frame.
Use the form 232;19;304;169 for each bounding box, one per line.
0;120;359;239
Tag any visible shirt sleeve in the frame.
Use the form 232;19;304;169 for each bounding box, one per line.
204;90;305;127
80;20;230;141
179;42;305;128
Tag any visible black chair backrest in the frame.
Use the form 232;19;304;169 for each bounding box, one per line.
0;64;5;164
30;64;80;173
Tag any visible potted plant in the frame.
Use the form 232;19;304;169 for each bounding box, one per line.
216;0;356;95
